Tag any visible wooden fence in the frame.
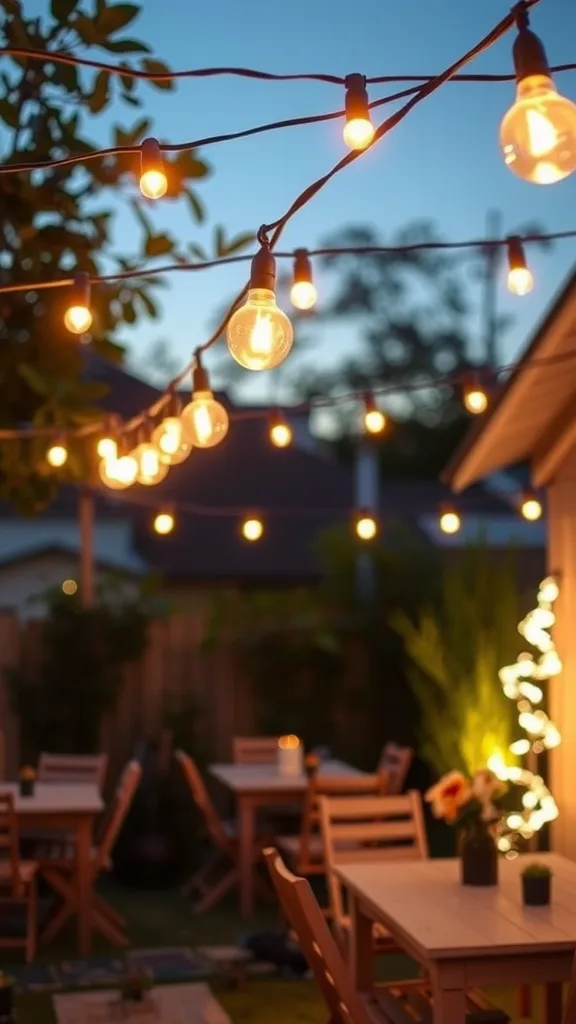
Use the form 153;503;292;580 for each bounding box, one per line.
0;610;256;783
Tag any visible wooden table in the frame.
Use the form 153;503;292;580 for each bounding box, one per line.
336;852;576;1024
0;782;103;956
210;760;363;918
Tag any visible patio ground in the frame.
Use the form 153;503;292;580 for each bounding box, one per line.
9;879;548;1022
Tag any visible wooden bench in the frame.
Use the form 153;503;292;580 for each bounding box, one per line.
368;983;510;1024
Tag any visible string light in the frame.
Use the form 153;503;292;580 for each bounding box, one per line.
489;576;562;848
151;394;192;465
462;377;489;415
241;515;264;541
99;446;139;489
363;394;386;435
61;579;78;595
181;357;229;448
507;236;534;295
46;439;68;468
132;426;169;486
139;137;168;199
290;249;317;311
153;510;175;535
354;510;378;541
500;8;576;184
64;272;92;335
226;237;293;370
269;410;293;448
520;492;543;521
343;73;375;150
439;507;461;534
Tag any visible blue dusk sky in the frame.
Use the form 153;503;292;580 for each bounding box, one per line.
21;0;576;401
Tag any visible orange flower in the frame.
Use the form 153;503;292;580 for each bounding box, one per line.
426;770;472;823
19;766;36;781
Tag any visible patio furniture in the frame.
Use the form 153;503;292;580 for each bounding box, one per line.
176;750;268;912
378;743;414;794
232;737;278;765
562;950;576;1024
0;793;38;962
38;761;141;949
319;791;427;952
38;752;109;792
210;758;364;917
336;852;574;1024
277;770;389;879
0;779;103;955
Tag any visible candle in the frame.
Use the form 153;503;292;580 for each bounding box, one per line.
277;735;303;777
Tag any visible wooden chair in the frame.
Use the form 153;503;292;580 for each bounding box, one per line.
39;760;141;948
0;794;38;962
232;737;278;765
562;951;576;1024
319;791;427;951
277;771;389;878
176;749;268;912
378;743;414;795
38;752;108;792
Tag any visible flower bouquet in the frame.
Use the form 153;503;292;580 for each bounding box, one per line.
18;766;36;797
426;769;507;886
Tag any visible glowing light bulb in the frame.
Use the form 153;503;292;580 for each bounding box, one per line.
98;455;138;490
343;74;374;150
439;509;461;535
181;390;229;449
463;386;488;415
97;436;117;460
269;413;293;449
152;416;192;465
363;395;386;435
154;511;175;535
64;272;92;334
355;512;378;541
290;250;317;310
501;75;576;184
140;138;168;199
242;516;264;542
227;289;293;371
46;442;68;468
507;236;534;296
62;579;77;595
521;496;543;521
133;443;169;486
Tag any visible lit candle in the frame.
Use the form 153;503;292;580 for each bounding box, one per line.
277;734;303;777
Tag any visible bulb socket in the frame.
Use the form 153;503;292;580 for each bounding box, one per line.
344;73;370;120
512;26;551;83
293;249;313;285
507;235;528;272
249;245;276;291
141;137;163;174
166;388;183;417
192;355;210;394
71;271;90;307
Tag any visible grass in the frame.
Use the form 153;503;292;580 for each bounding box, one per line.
4;878;550;1022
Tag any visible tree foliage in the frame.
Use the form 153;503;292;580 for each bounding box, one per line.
0;0;253;509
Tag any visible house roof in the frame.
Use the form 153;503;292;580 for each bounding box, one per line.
0;542;143;577
444;265;576;492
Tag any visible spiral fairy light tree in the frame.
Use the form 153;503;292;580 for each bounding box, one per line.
488;576;562;853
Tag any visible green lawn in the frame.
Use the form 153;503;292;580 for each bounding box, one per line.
5;879;548;1022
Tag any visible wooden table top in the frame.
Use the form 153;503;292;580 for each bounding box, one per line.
210;760;364;793
0;782;103;815
335;852;576;959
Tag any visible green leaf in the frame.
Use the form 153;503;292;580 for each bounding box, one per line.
174;149;209;179
101;37;150;53
114;117;150;147
136;289;158;318
0;99;19;129
129;198;153;236
122;300;137;324
73;14;100;43
188;243;208;262
18;364;50;396
215;228;256;256
97;3;139;34
144;233;174;258
86;70;110;114
185;189;205;224
50;0;79;21
140;58;173;90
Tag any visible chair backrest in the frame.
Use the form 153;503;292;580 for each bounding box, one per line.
232;737;278;765
562;951;576;1024
296;771;389;873
95;761;141;872
378;743;413;795
38;752;108;792
320;791;428;937
263;848;373;1024
175;750;230;851
0;794;22;897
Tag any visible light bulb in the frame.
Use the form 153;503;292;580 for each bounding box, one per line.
227;288;293;371
46;442;68;468
152;416;192;465
343;73;375;151
355;513;378;541
501;75;576;184
97;436;117;460
439;510;461;535
98;456;137;489
507;236;534;296
154;511;175;535
269;411;293;448
463;386;488;415
181;390;229;449
242;516;264;542
290;249;317;311
133;443;169;486
521;496;543;521
140;138;168;199
64;272;92;334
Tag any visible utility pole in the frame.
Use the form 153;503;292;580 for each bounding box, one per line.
481;209;503;369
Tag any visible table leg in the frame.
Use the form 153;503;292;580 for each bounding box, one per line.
349;895;374;993
76;815;93;956
432;969;467;1024
545;981;564;1024
238;795;255;919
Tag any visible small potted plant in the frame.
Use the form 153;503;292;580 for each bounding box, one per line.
0;971;15;1020
119;970;153;1004
522;862;552;906
304;752;321;778
18;766;36;797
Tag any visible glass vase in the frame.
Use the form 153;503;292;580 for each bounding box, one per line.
459;825;498;886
